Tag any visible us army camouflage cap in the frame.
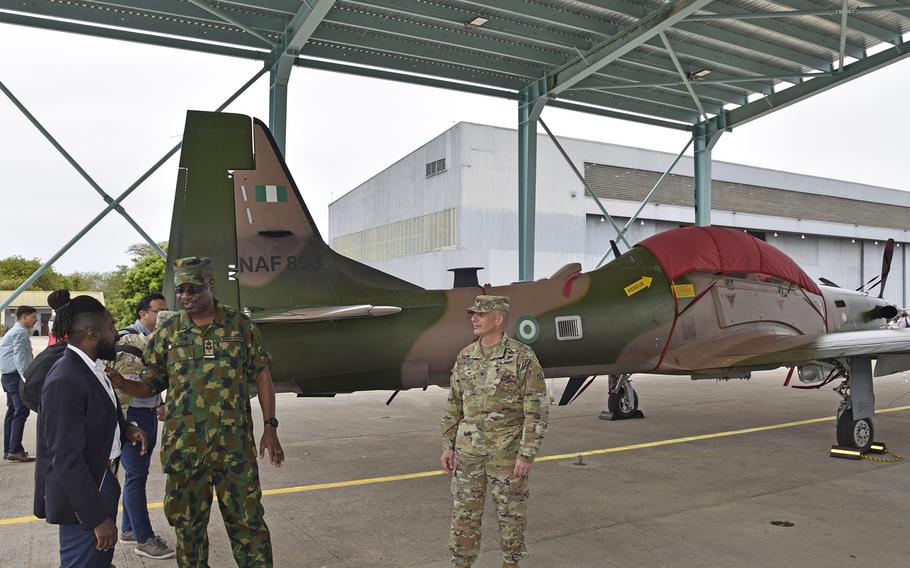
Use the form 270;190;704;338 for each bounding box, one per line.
173;256;213;286
466;295;510;314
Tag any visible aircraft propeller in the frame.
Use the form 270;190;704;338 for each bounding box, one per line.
878;238;895;299
855;238;895;298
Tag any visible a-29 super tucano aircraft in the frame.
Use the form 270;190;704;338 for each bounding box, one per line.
167;111;909;452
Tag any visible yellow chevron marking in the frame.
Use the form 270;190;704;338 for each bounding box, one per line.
624;276;653;296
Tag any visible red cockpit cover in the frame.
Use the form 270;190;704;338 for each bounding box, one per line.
637;227;822;296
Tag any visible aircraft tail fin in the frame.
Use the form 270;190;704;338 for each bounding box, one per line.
166;111;420;311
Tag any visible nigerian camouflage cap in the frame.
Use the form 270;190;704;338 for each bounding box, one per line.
173;256;213;286
466;295;510;314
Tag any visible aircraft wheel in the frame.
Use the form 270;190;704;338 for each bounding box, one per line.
836;407;874;452
607;384;639;419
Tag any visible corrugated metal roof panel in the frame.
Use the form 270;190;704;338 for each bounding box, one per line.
4;0;910;128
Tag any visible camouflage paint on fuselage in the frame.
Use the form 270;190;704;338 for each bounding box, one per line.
167;111;897;396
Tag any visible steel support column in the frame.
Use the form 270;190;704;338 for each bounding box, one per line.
269;0;337;155
694;121;723;227
518;82;546;282
269;66;290;153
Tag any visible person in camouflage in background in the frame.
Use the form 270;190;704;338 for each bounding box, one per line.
108;256;285;568
111;293;175;560
440;295;549;568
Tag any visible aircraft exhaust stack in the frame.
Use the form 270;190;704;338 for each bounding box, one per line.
861;304;898;322
448;267;482;288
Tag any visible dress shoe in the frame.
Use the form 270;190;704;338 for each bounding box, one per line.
7;451;35;463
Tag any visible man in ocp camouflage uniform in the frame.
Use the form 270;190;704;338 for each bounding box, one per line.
440;295;549;568
108;256;285;568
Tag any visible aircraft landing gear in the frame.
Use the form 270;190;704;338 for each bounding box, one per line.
600;374;644;420
834;379;875;452
836;407;874;451
832;359;876;453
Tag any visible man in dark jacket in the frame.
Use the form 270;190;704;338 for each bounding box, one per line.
34;293;147;568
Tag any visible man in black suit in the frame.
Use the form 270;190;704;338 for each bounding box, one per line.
34;293;148;568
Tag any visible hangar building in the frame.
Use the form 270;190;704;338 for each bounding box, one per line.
329;123;910;307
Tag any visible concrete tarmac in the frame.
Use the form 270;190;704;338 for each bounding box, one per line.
2;370;910;567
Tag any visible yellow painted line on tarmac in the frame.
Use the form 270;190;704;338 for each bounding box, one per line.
538;403;910;462
263;469;443;496
4;404;909;527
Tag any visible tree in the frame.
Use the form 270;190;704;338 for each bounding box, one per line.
0;256;68;291
126;242;168;263
95;265;129;314
109;254;167;327
61;271;107;291
0;241;168;329
107;241;168;327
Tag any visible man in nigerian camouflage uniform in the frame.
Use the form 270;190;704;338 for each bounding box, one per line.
440;295;549;568
108;257;285;568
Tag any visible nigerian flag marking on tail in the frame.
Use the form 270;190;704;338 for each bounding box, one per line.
255;185;288;203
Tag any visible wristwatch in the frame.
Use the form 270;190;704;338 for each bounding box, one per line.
264;417;279;428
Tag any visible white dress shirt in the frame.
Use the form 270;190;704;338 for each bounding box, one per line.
67;344;121;460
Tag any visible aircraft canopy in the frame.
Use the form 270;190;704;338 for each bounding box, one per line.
637;227;822;296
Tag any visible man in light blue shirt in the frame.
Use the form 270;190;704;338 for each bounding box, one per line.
1;305;38;462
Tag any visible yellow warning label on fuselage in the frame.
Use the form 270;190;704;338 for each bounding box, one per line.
672;284;696;298
624;276;653;296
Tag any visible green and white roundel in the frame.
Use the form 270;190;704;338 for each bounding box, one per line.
515;316;540;344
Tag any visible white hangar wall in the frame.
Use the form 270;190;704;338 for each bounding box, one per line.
328;123;910;308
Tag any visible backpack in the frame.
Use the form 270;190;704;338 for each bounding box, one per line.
19;327;145;413
115;326;144;359
21;341;68;413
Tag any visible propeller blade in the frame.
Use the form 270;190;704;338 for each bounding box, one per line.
856;273;881;293
558;376;588;406
879;238;895;299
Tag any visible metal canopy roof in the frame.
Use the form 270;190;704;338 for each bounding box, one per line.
2;0;909;132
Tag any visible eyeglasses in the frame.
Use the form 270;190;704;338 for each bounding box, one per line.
175;284;207;296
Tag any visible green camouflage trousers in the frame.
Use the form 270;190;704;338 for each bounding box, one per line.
449;451;529;566
163;461;272;567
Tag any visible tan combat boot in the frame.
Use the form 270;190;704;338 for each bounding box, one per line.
503;563;520;568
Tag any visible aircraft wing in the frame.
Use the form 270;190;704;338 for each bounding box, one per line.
727;329;910;373
253;305;402;323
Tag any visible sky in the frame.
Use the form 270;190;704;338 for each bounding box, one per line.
1;22;909;276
